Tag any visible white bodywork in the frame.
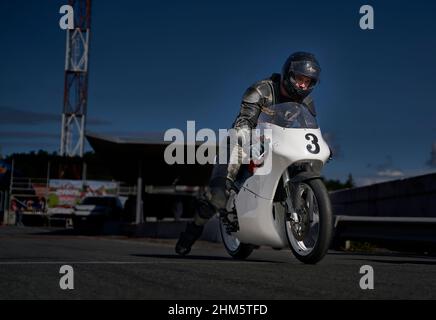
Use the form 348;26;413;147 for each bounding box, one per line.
234;123;330;248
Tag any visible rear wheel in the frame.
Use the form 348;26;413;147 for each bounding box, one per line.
219;216;254;260
285;178;332;264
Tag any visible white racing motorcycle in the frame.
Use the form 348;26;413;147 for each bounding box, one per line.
219;102;333;264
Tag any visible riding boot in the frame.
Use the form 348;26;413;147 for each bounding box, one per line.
175;221;205;256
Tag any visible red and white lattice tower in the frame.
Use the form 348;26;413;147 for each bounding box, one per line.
60;0;91;157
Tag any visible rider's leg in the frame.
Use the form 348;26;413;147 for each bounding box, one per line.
175;180;240;255
175;131;246;256
175;169;229;256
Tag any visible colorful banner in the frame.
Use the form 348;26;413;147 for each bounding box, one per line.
47;179;119;213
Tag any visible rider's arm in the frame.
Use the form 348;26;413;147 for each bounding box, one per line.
233;81;272;130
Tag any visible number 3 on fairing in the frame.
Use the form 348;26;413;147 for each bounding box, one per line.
305;133;320;154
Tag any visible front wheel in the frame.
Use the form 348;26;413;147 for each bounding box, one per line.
285;178;333;264
219;217;254;260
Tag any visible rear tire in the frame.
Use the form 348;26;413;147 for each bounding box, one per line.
219;217;254;260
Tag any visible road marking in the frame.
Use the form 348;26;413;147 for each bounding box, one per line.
0;260;272;265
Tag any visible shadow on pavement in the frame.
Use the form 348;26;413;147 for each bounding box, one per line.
328;250;436;259
350;258;436;266
29;228;121;237
30;229;79;236
131;253;283;263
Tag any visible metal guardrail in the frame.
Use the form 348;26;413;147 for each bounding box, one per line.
330;173;436;248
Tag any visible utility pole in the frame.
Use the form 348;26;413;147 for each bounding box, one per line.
60;0;92;157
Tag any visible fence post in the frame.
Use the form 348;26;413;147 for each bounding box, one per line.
6;159;15;225
2;192;8;225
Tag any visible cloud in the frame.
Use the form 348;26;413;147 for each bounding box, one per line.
354;155;405;186
356;173;404;187
0;106;58;125
0;141;57;149
87;118;112;126
95;130;165;138
0;106;111;126
376;169;404;178
355;176;393;187
373;155;404;177
355;167;436;187
0;131;59;140
426;142;436;167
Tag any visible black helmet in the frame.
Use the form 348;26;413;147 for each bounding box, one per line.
281;52;321;100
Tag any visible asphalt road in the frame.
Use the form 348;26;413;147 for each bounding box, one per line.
0;226;435;300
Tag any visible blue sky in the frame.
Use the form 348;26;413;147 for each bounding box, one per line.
1;0;435;185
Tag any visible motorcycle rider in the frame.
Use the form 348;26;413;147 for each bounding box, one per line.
175;51;322;256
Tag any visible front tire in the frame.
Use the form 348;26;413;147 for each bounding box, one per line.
219;217;254;260
285;178;333;264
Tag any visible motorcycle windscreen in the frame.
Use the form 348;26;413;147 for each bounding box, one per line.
257;102;318;129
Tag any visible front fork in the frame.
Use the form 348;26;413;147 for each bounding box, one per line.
282;169;299;223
